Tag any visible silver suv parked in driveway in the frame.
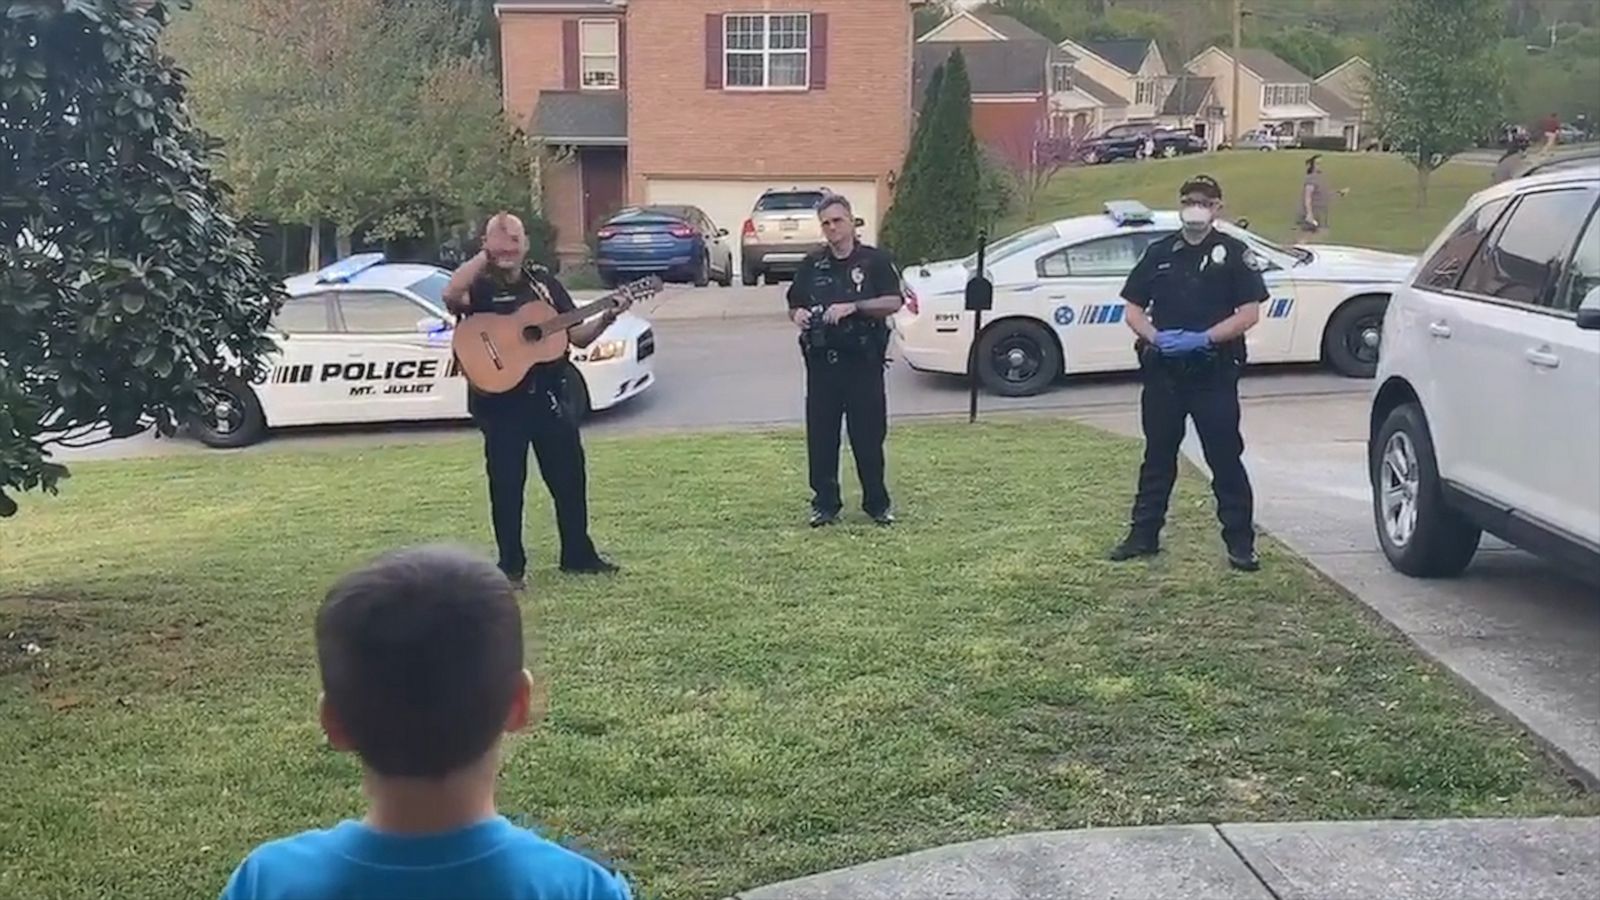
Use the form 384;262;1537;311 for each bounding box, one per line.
739;188;828;286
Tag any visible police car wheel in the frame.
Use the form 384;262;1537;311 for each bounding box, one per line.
1323;295;1388;378
191;378;267;449
975;320;1061;397
1371;403;1481;577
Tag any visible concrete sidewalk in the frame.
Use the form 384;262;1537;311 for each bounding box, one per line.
735;817;1599;899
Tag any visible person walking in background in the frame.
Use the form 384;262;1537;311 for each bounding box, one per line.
1540;111;1561;155
1295;155;1347;237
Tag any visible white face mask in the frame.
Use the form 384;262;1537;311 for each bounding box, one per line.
1180;204;1214;228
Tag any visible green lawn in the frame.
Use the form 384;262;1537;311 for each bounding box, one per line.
1004;149;1492;253
2;422;1592;899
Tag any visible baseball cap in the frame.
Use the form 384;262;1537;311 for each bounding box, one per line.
1178;174;1222;200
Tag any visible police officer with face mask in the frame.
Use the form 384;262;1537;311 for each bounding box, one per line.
786;193;903;527
1108;175;1268;571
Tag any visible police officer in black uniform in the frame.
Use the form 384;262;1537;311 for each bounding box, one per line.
443;214;620;586
786;193;903;527
1109;175;1267;571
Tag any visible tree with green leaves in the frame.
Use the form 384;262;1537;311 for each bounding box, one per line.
881;51;981;265
166;0;531;268
1369;0;1505;205
0;0;282;517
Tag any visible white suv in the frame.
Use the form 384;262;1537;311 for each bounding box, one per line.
1369;165;1600;578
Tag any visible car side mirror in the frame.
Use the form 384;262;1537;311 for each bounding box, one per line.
417;315;448;334
1235;217;1251;231
1577;289;1600;330
854;217;865;228
717;228;729;237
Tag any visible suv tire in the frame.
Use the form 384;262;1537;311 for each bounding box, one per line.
742;263;760;287
1371;403;1481;577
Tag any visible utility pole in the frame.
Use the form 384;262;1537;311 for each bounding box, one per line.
1231;0;1243;145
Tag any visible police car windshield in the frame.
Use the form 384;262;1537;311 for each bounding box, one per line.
407;272;451;308
963;225;1056;269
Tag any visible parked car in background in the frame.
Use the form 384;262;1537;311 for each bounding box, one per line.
1369;164;1600;579
1076;125;1207;165
1225;129;1293;151
190;255;656;448
740;187;832;286
595;205;733;288
894;201;1415;396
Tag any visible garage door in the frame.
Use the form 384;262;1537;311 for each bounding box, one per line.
644;178;879;278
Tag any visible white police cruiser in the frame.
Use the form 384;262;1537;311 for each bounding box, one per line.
192;254;655;447
893;201;1418;395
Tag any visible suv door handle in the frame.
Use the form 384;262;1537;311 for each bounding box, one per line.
1525;346;1561;368
1428;321;1452;339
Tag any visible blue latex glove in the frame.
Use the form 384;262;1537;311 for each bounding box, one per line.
1155;329;1212;356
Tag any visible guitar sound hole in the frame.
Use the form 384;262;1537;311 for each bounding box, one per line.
522;324;544;343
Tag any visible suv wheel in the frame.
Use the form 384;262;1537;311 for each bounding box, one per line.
742;263;760;287
1371;404;1481;577
1160;144;1179;158
975;319;1061;396
693;252;711;288
1323;295;1388;378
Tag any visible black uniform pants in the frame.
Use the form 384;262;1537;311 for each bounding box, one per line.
805;351;891;516
1128;353;1255;548
475;376;598;577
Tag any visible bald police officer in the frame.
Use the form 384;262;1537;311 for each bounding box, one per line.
1109;175;1267;571
786;193;903;527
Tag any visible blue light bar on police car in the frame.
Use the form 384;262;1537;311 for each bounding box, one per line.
1104;201;1154;226
314;253;386;284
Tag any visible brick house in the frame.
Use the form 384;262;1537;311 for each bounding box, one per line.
915;9;1126;164
497;0;922;272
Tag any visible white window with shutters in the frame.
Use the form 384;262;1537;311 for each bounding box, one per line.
724;13;810;90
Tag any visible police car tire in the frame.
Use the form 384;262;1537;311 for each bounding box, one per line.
1371;404;1481;578
975;319;1061;397
192;378;266;449
1323;295;1388;378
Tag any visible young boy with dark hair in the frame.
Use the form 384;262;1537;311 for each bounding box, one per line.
221;545;631;900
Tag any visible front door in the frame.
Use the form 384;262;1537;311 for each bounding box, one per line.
582;148;627;240
326;290;457;423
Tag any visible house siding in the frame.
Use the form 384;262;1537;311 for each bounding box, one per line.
971;97;1048;164
627;0;913;224
501;14;570;126
1187;47;1263;137
1060;41;1131;107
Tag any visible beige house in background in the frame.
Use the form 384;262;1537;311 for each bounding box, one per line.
1186;46;1363;148
1316;56;1373;149
1058;37;1168;124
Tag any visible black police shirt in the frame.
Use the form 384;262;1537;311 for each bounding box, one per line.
1120;228;1268;358
463;262;577;405
785;244;898;352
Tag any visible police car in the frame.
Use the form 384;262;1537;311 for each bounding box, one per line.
893;201;1418;395
191;254;656;448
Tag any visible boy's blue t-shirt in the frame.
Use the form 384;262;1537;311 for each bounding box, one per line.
220;816;631;900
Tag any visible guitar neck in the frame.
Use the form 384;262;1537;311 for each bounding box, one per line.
543;295;621;333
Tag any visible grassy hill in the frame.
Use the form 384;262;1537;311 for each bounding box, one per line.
1001;150;1493;253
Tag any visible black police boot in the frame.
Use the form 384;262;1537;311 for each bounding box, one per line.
1108;533;1160;561
1226;542;1261;572
809;508;839;528
561;557;620;576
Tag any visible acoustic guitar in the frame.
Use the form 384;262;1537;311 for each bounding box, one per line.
452;275;662;394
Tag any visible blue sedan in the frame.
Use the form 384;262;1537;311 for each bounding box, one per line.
595;205;734;288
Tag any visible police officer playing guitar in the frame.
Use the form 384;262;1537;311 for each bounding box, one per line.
786;193;903;527
1108;175;1267;571
443;213;620;586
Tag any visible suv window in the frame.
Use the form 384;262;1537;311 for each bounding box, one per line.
336;291;430;333
1458;187;1597;307
1038;232;1174;278
1561;206;1600;313
272;293;333;334
755;192;824;212
1415;197;1510;290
